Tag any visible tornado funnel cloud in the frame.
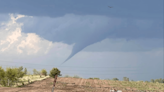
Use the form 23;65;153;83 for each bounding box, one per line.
61;43;87;65
61;34;109;65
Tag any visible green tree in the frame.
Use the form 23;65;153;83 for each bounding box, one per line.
16;66;25;78
41;69;47;76
24;68;27;75
159;78;163;83
33;69;38;75
151;79;154;83
155;79;159;83
0;66;26;87
0;67;6;86
94;78;100;80
113;78;119;81
123;77;129;81
0;67;5;80
33;69;42;77
5;67;18;86
64;75;70;78
49;68;61;78
73;75;80;78
88;78;93;79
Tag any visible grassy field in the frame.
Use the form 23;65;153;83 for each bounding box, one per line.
0;75;163;92
57;76;164;91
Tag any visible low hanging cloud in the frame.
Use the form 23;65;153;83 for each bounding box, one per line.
19;13;162;64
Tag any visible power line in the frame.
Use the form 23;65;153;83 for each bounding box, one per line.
0;60;143;68
0;64;152;76
61;73;149;75
0;64;143;71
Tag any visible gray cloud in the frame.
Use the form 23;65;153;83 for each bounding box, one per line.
1;0;162;64
16;14;163;64
0;0;162;19
83;38;163;52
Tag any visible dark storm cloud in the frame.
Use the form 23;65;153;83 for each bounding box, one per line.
0;0;163;19
0;0;162;63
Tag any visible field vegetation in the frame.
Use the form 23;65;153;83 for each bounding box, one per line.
0;66;163;91
0;66;49;87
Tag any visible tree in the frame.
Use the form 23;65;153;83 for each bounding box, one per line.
94;78;100;80
41;69;47;76
73;75;80;78
33;69;42;77
49;68;61;78
0;67;6;86
123;77;129;81
24;68;27;75
16;66;25;78
159;78;163;83
5;67;19;86
27;71;31;75
49;68;61;91
151;79;154;83
113;78;119;81
0;66;26;87
0;67;5;80
33;69;37;75
155;79;159;83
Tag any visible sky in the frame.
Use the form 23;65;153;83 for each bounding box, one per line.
0;0;163;81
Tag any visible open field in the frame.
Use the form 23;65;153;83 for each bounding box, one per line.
0;77;163;92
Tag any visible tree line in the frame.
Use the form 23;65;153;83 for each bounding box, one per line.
0;66;61;87
110;77;164;83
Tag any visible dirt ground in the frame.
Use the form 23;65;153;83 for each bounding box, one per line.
0;77;162;92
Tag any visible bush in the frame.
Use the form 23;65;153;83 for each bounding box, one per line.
94;78;100;80
123;77;129;81
3;67;18;86
64;75;70;78
0;67;6;86
73;75;80;78
16;66;25;78
41;69;47;76
88;78;94;79
33;69;39;75
24;68;27;75
49;68;61;78
113;78;119;81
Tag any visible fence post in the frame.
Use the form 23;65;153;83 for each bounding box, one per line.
51;75;58;92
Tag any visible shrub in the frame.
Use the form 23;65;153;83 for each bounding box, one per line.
73;75;80;78
16;66;25;78
94;78;100;80
123;77;129;81
112;78;119;81
41;69;47;76
64;75;70;78
0;67;6;86
24;68;27;75
3;67;18;86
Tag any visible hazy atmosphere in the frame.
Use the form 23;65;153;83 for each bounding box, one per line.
0;0;163;81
